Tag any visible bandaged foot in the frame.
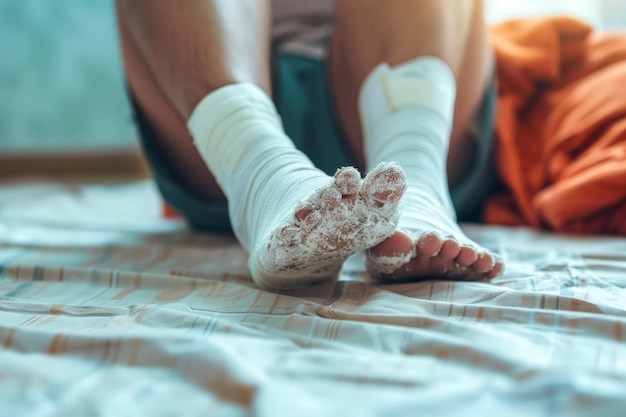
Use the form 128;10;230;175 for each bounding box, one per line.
252;161;406;290
359;57;503;281
188;83;406;290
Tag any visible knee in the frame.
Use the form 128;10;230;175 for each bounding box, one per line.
333;0;479;77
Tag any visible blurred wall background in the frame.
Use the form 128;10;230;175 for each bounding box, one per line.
1;0;625;153
0;0;134;152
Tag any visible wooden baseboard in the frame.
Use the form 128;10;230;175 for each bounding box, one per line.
0;150;151;181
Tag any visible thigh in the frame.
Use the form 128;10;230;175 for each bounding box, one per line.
329;0;494;185
119;24;231;231
447;4;495;187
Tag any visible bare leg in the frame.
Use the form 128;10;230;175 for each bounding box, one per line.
117;0;407;289
330;0;503;280
117;0;274;202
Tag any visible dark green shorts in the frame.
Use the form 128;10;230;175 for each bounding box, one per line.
133;53;498;232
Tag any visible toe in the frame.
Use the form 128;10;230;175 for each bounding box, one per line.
473;251;495;274
415;232;443;257
363;162;407;206
295;206;322;228
456;245;478;267
440;238;461;259
295;206;314;221
317;187;342;210
334;167;361;196
369;230;413;259
486;258;504;279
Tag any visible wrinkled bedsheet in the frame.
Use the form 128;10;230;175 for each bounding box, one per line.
0;179;625;416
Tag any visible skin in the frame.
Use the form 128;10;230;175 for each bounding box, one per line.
116;0;502;281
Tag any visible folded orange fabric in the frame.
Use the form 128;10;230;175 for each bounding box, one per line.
483;17;626;235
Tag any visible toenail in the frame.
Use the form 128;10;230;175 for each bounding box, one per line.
371;189;393;204
295;207;314;221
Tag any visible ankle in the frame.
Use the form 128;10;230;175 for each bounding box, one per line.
358;57;457;170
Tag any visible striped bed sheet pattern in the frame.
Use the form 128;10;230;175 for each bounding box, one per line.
0;180;625;416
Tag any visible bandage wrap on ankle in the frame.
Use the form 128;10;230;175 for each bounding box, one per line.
188;83;292;191
360;57;456;129
359;57;459;230
359;57;456;167
187;83;328;257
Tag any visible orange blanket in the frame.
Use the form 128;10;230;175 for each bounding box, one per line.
483;17;626;235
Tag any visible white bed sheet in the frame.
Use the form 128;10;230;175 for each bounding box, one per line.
0;180;625;416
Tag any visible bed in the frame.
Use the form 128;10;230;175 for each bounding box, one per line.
1;178;625;416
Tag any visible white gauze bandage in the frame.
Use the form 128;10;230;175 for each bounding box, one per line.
187;83;329;257
359;57;460;252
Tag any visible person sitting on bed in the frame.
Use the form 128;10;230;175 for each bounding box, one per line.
116;0;503;290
